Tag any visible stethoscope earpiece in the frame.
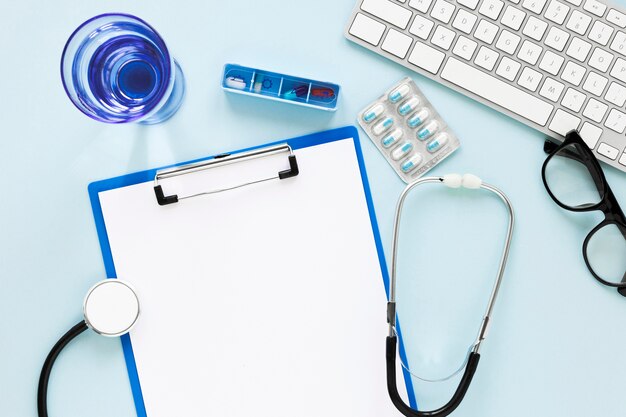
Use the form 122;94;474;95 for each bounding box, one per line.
83;279;140;337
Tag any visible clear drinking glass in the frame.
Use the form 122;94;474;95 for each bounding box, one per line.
61;13;185;124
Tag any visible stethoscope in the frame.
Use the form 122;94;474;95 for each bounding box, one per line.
385;174;514;417
38;279;140;417
37;174;513;417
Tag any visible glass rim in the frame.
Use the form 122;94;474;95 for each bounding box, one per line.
582;220;626;288
541;140;607;212
60;12;174;123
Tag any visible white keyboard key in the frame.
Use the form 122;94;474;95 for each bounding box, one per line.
539;50;565;75
479;0;505;19
382;29;414;58
549;109;581;135
583;97;608;121
610;58;626;82
496;56;522;80
610;32;626;56
607;9;626;28
522;0;548;14
588;21;614;45
349;14;386;46
604;109;626;133
620;153;626;166
580;122;602;148
561;61;586;85
566;37;592;61
561;88;587;111
523;16;549;41
540;77;566;101
605;82;626;106
453;9;478;34
545;0;570;24
431;0;456;23
409;0;434;12
475;19;500;44
583;71;608;95
474;46;500;70
501;6;527;30
361;0;413;29
441;57;554;125
457;0;480;9
408;41;446;73
583;0;606;17
518;67;543;91
545;27;570;51
496;30;521;54
453;36;478;59
588;48;614;72
518;40;543;65
566;10;592;35
597;142;620;159
409;15;435;39
432;25;456;49
509;0;521;4
564;0;582;6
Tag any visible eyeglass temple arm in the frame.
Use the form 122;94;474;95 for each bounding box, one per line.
386;336;480;417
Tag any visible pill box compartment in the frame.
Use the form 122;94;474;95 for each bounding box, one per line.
222;64;340;111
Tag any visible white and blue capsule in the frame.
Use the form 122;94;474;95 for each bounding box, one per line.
398;97;420;116
388;84;410;103
381;129;403;148
417;121;439;141
373;117;394;135
400;153;423;173
391;141;414;160
362;104;384;123
407;108;430;128
426;133;449;153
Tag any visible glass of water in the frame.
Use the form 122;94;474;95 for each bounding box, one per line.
61;13;185;124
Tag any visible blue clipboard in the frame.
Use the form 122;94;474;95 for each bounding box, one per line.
88;125;417;415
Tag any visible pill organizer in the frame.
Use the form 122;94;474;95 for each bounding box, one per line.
358;78;460;183
221;64;340;111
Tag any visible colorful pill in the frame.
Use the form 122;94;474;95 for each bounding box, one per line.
398;97;420;116
427;133;449;153
391;141;414;160
407;108;430;128
373;117;394;135
400;154;424;173
388;84;411;103
417;121;439;140
382;129;403;148
363;104;384;123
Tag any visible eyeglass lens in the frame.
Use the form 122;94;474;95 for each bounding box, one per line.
585;222;626;285
544;142;604;209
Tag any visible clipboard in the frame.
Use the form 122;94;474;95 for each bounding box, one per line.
88;126;416;417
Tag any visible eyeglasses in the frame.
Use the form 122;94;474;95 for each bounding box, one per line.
542;130;626;296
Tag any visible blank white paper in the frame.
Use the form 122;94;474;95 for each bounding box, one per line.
98;138;402;417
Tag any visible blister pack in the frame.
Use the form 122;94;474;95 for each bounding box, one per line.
358;78;460;183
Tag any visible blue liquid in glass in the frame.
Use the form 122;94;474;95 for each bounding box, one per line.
84;21;171;119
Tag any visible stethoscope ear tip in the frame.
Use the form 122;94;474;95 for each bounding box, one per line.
83;279;140;337
442;173;482;189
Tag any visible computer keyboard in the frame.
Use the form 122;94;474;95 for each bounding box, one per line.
345;0;626;173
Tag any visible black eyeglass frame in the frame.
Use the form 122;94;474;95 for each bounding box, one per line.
542;130;626;295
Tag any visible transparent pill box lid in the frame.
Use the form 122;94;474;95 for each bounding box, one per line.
221;64;340;111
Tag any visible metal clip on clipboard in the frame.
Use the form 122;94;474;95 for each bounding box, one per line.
153;144;299;205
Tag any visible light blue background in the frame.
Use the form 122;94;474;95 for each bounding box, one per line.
1;1;626;416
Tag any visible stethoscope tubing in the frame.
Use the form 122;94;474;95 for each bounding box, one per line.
386;175;514;417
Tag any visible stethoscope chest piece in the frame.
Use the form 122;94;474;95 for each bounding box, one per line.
83;280;140;337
